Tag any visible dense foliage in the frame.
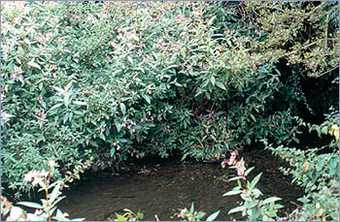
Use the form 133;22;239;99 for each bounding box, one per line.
1;161;84;221
1;1;338;220
267;112;339;220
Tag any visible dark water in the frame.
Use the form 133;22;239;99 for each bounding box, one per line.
60;152;302;221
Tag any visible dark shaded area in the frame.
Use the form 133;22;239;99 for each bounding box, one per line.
60;152;302;221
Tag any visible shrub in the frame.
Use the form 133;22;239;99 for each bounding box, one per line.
2;0;338;198
266;112;339;220
0;161;83;221
222;152;283;221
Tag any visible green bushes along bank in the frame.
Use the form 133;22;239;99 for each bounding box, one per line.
1;1;339;220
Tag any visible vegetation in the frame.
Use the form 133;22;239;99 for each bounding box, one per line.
224;163;283;221
1;161;83;221
175;203;220;222
1;1;338;221
111;209;144;222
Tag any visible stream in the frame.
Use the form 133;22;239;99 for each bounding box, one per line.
60;151;302;221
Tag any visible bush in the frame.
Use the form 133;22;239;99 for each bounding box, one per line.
2;0;338;202
0;161;83;221
267;113;339;220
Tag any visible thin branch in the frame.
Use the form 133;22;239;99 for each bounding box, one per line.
313;65;339;78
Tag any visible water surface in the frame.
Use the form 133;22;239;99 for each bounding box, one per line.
60;156;302;220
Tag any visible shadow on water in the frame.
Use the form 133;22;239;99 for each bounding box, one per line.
60;151;302;221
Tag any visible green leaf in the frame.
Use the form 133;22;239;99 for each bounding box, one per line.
110;148;116;157
228;206;245;214
206;210;220;221
64;93;71;107
181;152;190;161
197;211;206;219
65;81;73;92
49;183;61;203
261;197;281;206
321;126;328;135
245;167;255;176
52;86;64;94
73;101;87;106
27;60;41;69
210;76;216;86
120;103;126;115
215;81;226;90
48;103;63;113
250;114;256;122
127;56;133;64
223;190;242;196
17;201;43;209
228;176;245;182
252;188;262;197
136;211;144;220
249;173;262;189
115;213;127;222
28;213;47;221
244;201;258;209
141;94;151;104
190;202;194;213
115;120;122;132
53;209;66;221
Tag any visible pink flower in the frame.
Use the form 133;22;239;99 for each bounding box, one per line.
227;151;238;166
221;160;228;168
227;156;236;166
24;170;49;186
24;170;38;182
221;150;239;168
178;208;188;219
235;159;246;179
222;151;247;179
34;209;43;215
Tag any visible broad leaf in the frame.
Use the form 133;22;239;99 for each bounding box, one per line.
228;206;245;214
17;201;43;209
261;197;281;206
223;190;242;196
206;210;220;221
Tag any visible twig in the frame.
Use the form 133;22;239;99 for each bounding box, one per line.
313;65;339;78
284;41;318;57
290;200;302;208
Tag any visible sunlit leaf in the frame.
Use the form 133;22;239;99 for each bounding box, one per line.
17;201;43;209
206;210;220;221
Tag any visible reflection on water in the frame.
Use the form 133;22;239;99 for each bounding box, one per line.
60;157;302;221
